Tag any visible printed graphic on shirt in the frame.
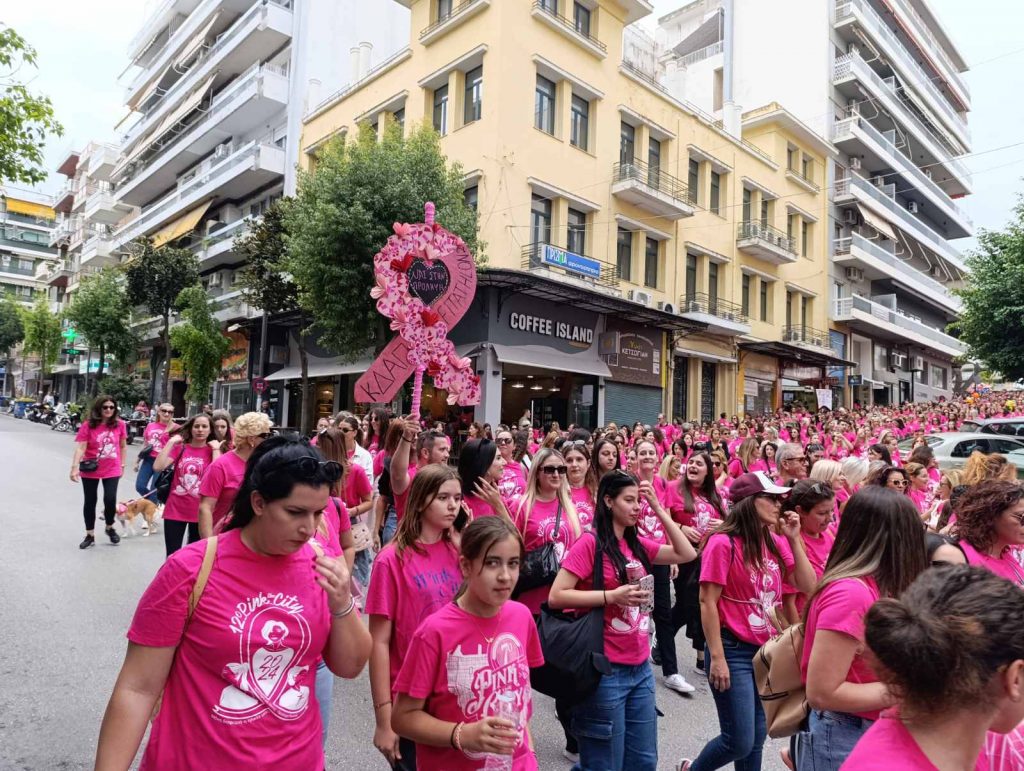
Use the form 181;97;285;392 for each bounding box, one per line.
610;601;650;635
174;455;208;498
214;593;313;725
96;428;119;459
746;558;781;635
574;498;595;532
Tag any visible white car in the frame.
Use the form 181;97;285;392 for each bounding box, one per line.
897;433;1024;471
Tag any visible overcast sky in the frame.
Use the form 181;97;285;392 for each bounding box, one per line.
4;0;1023;249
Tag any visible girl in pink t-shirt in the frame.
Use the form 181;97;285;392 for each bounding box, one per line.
459;438;511;523
954;481;1024;586
780;480;837;622
550;470;696;771
797;487;927;771
496;428;527;500
198;411;272;538
133;403;174;499
845;566;1024;771
95;435;371;771
154;414;222;557
564;443;596;531
70;394;128;549
392;516;544;771
367;465;464;770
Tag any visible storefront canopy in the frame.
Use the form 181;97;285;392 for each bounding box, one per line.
739;340;856;368
265;358;373;381
491;343;611;378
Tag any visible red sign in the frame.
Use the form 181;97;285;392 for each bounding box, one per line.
252;377;268;394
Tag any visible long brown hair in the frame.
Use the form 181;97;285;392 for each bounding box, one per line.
315;428;351;497
393;464;460;558
710;493;782;572
87;394;120;429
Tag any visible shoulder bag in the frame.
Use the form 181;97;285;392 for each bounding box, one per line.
154;446;185;504
513;503;563;597
754;618;807;738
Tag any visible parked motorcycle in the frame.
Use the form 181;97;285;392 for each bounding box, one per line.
26;403;55;425
51;404;82;433
125;410;148;445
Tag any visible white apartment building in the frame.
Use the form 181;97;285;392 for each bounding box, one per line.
642;0;971;405
106;0;408;412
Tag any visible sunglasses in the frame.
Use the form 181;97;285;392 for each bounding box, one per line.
256;432;272;439
496;437;513;445
102;404;116;410
712;461;722;468
339;427;353;434
756;494;786;504
888;479;908;487
158;408;173;414
541;465;568;475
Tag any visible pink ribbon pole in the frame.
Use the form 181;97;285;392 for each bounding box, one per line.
410;365;425;424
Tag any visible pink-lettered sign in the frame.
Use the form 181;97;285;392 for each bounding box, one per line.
354;203;480;412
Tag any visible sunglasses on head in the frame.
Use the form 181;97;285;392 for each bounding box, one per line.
281;457;343;483
541;465;568;475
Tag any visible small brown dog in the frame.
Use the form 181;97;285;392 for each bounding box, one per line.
116;498;160;536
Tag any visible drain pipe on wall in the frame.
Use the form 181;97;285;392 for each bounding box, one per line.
722;0;740;138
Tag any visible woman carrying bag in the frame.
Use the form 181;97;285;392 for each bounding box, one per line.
70;394;128;549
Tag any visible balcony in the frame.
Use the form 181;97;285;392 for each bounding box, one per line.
611;160;696;220
48;218;73;247
834;0;968;147
83;186;133;226
833;294;965;358
40;261;73;288
80;232;116;268
781;325;833;351
420;0;491;45
521;243;618;290
0;259;35;278
887;0;970;107
531;1;607;59
117;64;289;206
193;217;251;268
113;140;285;248
835;234;961;315
834;174;965;273
84;143;121;182
832;115;971;237
679;293;750;336
53;181;75;214
736;221;798;265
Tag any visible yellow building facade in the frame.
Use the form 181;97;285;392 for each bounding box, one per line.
301;0;843;426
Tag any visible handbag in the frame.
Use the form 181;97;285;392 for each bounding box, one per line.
154;447;184;504
754;619;808;738
78;459;99;473
531;545;611;705
513;503;562;597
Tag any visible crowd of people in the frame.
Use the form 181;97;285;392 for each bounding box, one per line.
72;391;1024;770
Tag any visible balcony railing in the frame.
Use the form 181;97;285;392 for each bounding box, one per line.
737;221;797;254
833;294;965;354
835;234;959;307
613;159;694;204
680;292;749;324
421;0;488;39
677;41;722;67
531;1;607;53
786;164;819;192
782;324;832;348
889;0;969;100
520;243;618;288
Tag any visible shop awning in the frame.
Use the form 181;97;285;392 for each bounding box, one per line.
739;340;855;368
4;197;56;220
674;345;736;364
857;204;896;241
265;358;374;381
151;199;212;247
489;343;612;378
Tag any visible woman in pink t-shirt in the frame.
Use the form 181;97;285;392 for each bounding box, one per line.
95;435;371;771
367;465;464;770
591;437;621;483
70;394;128;549
780;480;837;623
953;481;1024;586
133;402;174;500
727;437;758;479
154;414;222;557
496;428;527;500
317;428;374;587
550;470;696;771
198;411;272;538
905;462;935;520
845;566;1024;770
564;442;596;532
797;487;927;771
392;516;544;771
458;437;510;523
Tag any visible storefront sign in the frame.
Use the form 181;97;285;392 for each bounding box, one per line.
78;356;115;375
604;319;663;388
848;374;863;386
220;330;249;382
508;312;594;345
540;244;601;279
782;364;821;381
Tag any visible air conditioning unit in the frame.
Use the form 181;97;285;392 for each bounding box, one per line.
843;209;858;225
213;142;232;160
845;266;865;282
658;301;676;314
629;290;653;307
785;329;802;342
207;272;223;288
685;298;702;313
913;356;925;371
891;352;907;369
907;200;920;214
871;175;885;187
850;157;862;171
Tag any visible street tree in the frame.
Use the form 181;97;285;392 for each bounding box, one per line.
0;297;24;394
286;122;480;362
64;268;136;393
953;197;1024;380
21;296;61;386
123;239;199;402
170;285;230;409
0;26;64;185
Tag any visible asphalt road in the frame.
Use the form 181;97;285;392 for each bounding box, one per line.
0;415;786;770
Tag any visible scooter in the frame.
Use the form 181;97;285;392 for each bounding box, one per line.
126;410;148;445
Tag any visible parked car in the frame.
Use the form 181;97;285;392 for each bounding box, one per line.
957;418;1024;437
897;433;1024;471
1006;450;1024;481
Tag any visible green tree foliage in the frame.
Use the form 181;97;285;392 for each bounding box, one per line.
0;298;24;394
170;285;230;408
953;197;1024;380
99;374;148;411
21;296;61;378
236;199;297;315
0;26;63;185
285;122;480;359
123;239;199;402
64;268;136;391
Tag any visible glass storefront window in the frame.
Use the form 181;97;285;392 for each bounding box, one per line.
501;370;596;429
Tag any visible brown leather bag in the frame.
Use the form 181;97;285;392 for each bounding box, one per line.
753;616;808;738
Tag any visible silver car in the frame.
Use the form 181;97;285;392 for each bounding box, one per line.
897;432;1024;471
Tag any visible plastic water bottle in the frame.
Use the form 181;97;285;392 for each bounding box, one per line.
483;693;519;770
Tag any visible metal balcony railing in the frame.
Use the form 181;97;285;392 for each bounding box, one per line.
833;294;965;353
737;221;797;254
782;324;831;348
680;292;748;324
421;0;487;39
521;243;618;287
786;163;819;192
613;159;694;204
531;1;607;52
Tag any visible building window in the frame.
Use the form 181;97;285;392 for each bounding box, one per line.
567;207;586;254
539;0;557;11
713;67;724;111
464;185;478;211
570;94;589;151
647;137;661;188
433;85;449;135
437;0;453;22
709;171;721;215
801;295;810;327
787;146;798;172
787;213;796;241
464;66;483;125
620;122;635;165
392;108;405;130
759;278;769;322
535;75;556;134
616;227;632;281
802;155;813;182
742;188;752;222
644;237;659;289
708;261;719;312
685;253;697;300
802;220;810;257
874;344;889;371
741;273;751;316
786;291;793;326
573;2;591;37
931;365;947;389
530;194;551;246
760;198;770;227
689;158;700;204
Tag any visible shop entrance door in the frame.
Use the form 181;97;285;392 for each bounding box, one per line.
700;362;716;423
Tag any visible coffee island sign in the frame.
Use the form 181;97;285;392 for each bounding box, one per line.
355;203;481;412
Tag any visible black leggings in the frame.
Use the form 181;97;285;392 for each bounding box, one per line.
652;563;678;676
82;477;118;531
164;520;201;557
671;558;706;653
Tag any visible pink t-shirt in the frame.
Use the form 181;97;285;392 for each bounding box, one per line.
127;528;333;771
801;577;881;720
985;725;1024;771
365;539;461;691
840;710;976;770
700;532;795;645
570;484;595;531
393;463;419;522
342;463;372;509
76;420;127;479
498;462;527;500
393;601;544;771
635;476;669;545
561;531;661;666
144;421;171;456
784;529;835;612
960;541;1024;586
313;497;350;558
163;444;215;523
512;497;579;614
198;451;248;529
465;494;503;520
665;483;724;536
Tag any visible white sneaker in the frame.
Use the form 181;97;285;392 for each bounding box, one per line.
664;673;697;694
677;760;693;771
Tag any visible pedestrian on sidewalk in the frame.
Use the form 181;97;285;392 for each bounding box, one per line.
70;395;127;549
154;414;221;557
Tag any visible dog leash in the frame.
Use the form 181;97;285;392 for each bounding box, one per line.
122;488;161;507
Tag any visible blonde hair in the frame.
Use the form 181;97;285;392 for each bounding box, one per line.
962;451;1015;486
659;454;682;482
516;448;580;538
841;457;869;488
233;411;272;438
810;459;843;485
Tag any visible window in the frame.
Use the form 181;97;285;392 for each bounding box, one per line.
713;67;723;111
802;155;813;182
801;295;810;327
685;254;697;300
644;237;659;289
539;0;557;11
760;198;770;227
787;146;798;171
18;258;32;271
786;291;793;327
787;213;796;241
742;188;752;222
620;122;635;165
709;171;721;215
573;2;591;37
535;75;556;134
802;220;810;257
931;365;947;389
570;94;589;150
616;227;632;281
464;185;478;212
874;344;889;371
392;108;405;130
689;158;700;204
742;273;751;316
437;0;453;21
952;439;989;458
648;137;661;188
530;194;551;246
759;279;769;322
433;85;449;135
567;208;586;255
464;66;483;124
708;262;719;311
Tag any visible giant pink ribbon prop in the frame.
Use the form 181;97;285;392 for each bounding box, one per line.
355;203;481;410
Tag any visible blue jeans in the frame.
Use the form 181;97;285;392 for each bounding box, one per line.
571;662;657;771
315;659;333;748
135;455;156;498
353;548;373;590
381;505;398;545
691;634;766;771
795;710;872;771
